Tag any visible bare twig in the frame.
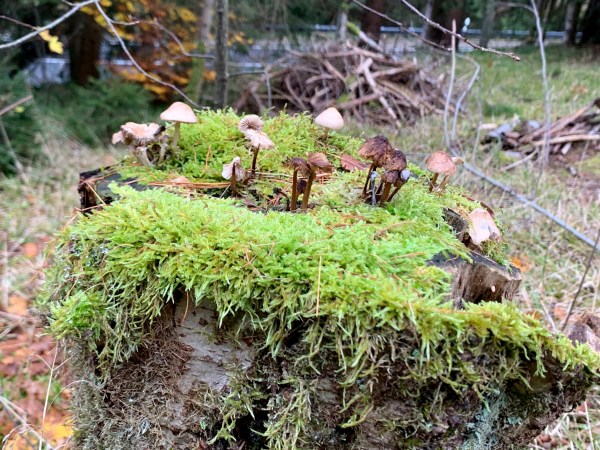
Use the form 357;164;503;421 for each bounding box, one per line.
94;3;199;106
0;95;33;117
397;0;521;61
443;20;456;150
0;0;98;50
530;0;551;187
561;228;600;331
452;54;480;141
39;347;59;450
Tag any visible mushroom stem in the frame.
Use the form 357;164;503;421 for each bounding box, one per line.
437;174;451;192
388;182;406;202
429;173;439;192
250;145;260;176
290;169;299;212
362;163;376;196
230;171;238;196
134;146;154;168
322;129;330;140
380;182;392;204
171;123;181;148
301;169;317;211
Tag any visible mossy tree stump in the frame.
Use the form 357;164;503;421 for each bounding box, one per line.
41;111;600;450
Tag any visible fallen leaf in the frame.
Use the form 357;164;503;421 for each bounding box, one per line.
6;294;29;316
510;255;532;272
340;154;368;172
21;242;39;258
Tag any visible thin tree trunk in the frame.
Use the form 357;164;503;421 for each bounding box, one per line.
580;0;600;44
479;0;496;47
360;0;386;42
564;0;582;45
215;0;228;108
68;12;103;86
189;0;215;104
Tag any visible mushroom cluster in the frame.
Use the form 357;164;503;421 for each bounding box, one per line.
288;152;333;211
357;135;411;205
238;114;275;176
112;122;167;167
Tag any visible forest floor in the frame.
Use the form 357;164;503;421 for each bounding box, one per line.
1;44;599;449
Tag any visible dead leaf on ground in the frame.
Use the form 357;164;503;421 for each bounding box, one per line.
340;154;369;172
6;294;29;316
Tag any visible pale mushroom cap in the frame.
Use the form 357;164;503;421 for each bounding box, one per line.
119;122;164;146
314;107;344;131
426;151;456;175
238;115;264;134
222;156;246;180
160;102;198;123
111;131;124;145
468;208;502;246
245;130;275;149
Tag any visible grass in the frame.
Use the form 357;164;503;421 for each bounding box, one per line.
1;43;599;448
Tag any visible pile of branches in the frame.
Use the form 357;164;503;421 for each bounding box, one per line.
233;43;451;127
484;99;600;156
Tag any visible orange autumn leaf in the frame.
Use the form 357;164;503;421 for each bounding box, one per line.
510;255;532;272
203;69;217;82
6;294;29;316
21;242;39;258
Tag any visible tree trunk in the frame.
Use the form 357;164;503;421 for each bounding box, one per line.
189;0;216;104
68;12;103;86
479;0;496;47
214;0;228;108
424;0;466;46
564;0;582;46
360;0;387;43
580;0;600;45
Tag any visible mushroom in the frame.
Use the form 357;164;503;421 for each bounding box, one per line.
288;157;310;212
378;149;407;204
387;169;412;202
468;208;502;246
113;122;164;167
425;151;461;192
222;156;246;196
245;129;275;176
358;135;393;196
160;102;198;149
301;152;333;211
314;107;344;140
238;114;264;135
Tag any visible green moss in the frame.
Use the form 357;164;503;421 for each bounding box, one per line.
38;110;600;447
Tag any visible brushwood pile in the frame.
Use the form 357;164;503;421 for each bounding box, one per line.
39;109;600;450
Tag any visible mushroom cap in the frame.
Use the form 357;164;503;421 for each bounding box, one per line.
426;151;456;175
381;170;400;184
245;130;275;149
307;152;333;172
468;208;502;246
238;115;264;134
222;156;246;180
385;149;408;171
358;135;393;166
290;157;311;176
314;107;344;131
119;122;164;146
160;102;198;123
111;131;124;145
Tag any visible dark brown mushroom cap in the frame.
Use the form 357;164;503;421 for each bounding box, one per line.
426;151;456;175
307;152;333;172
358;135;393;167
381;170;400;184
385;149;407;171
297;178;308;194
289;157;311;177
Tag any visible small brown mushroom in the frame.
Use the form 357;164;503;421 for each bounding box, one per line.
358;135;393;196
314;107;344;140
113;122;165;167
289;157;310;212
244;129;275;176
160;102;198;149
301;152;333;211
378;150;407;204
426;151;457;192
468;208;502;246
387;169;412;202
238;114;264;135
222;156;246;196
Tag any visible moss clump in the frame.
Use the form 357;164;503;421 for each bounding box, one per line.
39;110;600;448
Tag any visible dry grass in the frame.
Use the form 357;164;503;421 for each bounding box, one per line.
1;44;599;448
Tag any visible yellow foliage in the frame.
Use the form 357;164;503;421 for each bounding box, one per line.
203;69;217;82
39;30;64;54
178;7;196;22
